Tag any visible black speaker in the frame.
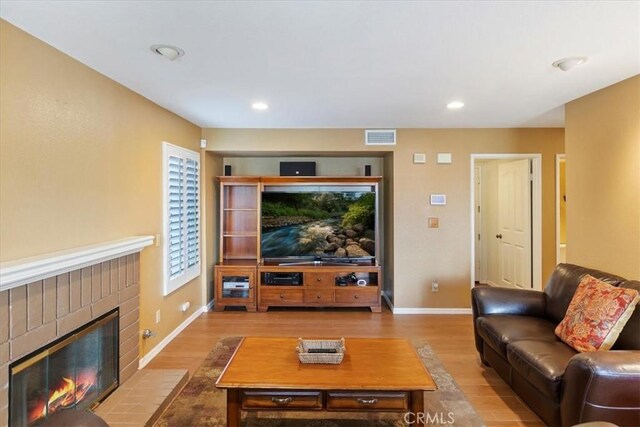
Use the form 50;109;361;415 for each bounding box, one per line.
280;161;316;176
365;165;372;176
224;165;232;176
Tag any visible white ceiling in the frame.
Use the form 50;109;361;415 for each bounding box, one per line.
1;1;639;128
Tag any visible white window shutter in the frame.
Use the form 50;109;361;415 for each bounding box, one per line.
163;143;200;295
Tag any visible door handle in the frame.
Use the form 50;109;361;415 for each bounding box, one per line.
496;234;503;239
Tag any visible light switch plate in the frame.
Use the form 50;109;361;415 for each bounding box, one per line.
413;153;426;164
437;153;452;164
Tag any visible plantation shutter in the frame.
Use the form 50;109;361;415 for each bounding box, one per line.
163;143;200;295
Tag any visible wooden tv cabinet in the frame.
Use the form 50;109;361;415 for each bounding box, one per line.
257;263;382;312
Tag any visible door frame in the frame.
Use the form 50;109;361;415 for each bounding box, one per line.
556;154;566;265
470;154;542;291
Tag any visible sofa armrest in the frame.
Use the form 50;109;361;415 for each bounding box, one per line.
471;287;546;357
561;351;640;426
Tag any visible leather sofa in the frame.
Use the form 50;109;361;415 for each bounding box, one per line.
471;263;640;426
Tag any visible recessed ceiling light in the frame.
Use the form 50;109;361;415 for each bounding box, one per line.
150;44;184;61
447;101;465;110
252;102;269;111
552;57;587;71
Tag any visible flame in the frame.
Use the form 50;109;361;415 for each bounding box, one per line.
28;371;96;424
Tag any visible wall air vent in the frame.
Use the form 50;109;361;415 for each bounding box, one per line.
365;129;396;146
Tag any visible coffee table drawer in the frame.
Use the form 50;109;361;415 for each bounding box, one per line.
326;391;409;411
242;390;322;409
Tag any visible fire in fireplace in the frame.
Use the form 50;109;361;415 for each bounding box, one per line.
9;309;119;426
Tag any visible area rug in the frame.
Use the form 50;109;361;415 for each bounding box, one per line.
155;337;484;427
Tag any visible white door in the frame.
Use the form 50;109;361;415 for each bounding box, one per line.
498;159;532;288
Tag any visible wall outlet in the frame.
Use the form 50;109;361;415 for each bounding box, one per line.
431;281;439;292
155;309;161;324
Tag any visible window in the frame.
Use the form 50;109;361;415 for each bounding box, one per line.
162;142;200;295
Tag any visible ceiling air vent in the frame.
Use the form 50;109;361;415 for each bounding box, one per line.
365;129;396;146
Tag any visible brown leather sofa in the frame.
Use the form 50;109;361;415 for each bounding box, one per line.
471;264;640;427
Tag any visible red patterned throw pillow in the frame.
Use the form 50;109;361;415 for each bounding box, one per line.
555;274;639;352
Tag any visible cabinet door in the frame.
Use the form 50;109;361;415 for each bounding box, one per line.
216;267;256;305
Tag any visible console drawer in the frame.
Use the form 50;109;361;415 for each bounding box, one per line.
326;391;409;411
304;289;335;303
242;390;322;409
334;287;378;304
260;288;304;304
305;272;336;286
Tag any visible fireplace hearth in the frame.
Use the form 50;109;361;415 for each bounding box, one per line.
9;310;119;426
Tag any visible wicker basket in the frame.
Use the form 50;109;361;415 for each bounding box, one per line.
296;338;346;364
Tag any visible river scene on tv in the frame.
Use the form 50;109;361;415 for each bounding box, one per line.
261;191;376;258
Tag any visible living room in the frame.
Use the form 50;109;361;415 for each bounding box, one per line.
1;2;639;426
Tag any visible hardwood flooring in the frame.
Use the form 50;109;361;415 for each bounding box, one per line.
146;306;544;427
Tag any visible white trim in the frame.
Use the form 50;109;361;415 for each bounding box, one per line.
0;236;154;292
206;299;215;311
470;154;542;291
383;291;471;314
393;308;473;315
162;141;201;296
555;154;566;265
138;305;207;369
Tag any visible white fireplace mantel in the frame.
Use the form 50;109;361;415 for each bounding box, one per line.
0;236;154;292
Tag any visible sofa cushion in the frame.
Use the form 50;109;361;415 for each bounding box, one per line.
543;264;626;324
476;315;557;358
555;275;639;352
507;339;577;401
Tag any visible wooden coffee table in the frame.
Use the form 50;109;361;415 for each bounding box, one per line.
215;337;436;426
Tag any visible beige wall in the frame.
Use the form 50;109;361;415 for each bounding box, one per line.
565;75;640;279
0;21;203;356
204;128;564;308
223;156;383;177
203;152;223;301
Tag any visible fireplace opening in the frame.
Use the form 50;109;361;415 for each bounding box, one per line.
9;309;119;426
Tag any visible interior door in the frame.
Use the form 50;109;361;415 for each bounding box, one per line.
498;159;532;288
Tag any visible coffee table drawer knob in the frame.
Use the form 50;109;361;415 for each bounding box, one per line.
271;396;292;405
357;398;378;405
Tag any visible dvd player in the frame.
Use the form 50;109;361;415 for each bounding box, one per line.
262;272;303;286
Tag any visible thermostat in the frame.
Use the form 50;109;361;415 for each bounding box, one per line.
430;194;446;205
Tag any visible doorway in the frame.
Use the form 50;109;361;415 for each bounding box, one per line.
470;154;542;290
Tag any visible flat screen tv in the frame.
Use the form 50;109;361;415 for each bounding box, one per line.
261;185;376;262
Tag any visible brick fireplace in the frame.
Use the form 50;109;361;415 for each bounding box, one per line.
0;251;142;426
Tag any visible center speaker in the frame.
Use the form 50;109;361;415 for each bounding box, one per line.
279;161;316;176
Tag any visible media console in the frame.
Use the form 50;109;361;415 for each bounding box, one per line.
257;263;381;312
214;176;382;313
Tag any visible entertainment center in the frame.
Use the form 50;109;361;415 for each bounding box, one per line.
214;176;382;312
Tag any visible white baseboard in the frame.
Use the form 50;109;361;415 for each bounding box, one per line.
382;291;472;315
205;299;215;311
392;307;472;314
138;305;207;369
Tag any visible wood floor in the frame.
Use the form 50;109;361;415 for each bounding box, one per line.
146;306;545;427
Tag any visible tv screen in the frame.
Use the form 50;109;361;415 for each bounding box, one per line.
261;187;376;260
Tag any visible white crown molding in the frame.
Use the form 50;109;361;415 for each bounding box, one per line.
0;236;154;292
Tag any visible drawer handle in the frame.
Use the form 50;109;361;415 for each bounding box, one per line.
317;277;322;281
356;398;378;405
279;294;285;299
316;295;322;299
354;295;359;299
272;396;293;405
